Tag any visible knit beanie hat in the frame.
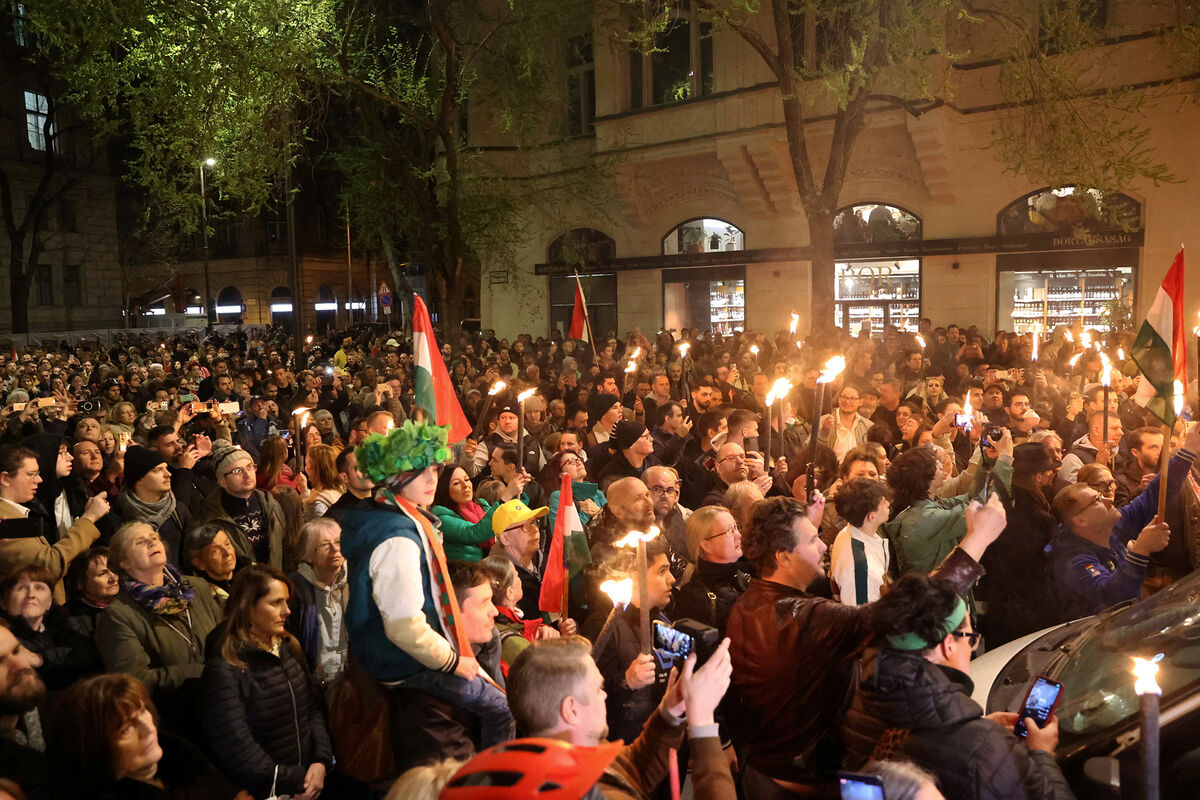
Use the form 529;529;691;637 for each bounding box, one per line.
211;442;253;479
587;393;621;428
612;420;648;451
123;446;167;488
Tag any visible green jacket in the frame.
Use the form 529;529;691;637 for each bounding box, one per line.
883;454;1013;575
431;499;499;562
95;575;223;701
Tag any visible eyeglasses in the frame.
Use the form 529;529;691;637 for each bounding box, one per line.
1088;479;1116;491
649;484;680;497
950;629;982;649
707;523;739;541
718;454;745;464
227;465;257;476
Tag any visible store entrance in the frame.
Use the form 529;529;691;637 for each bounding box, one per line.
834;259;921;336
662;265;745;336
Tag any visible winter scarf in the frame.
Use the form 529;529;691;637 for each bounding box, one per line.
122;563;195;617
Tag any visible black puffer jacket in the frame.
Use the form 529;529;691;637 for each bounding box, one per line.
671;558;751;636
201;634;334;797
842;648;1075;800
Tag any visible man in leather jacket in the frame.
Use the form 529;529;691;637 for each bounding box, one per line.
727;492;1007;798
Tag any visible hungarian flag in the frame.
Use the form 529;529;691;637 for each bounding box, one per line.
539;473;592;618
569;278;590;342
1132;248;1187;427
412;293;471;442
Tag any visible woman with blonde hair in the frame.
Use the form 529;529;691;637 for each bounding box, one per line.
106;402;137;440
301;443;344;521
722;479;764;534
675;504;749;635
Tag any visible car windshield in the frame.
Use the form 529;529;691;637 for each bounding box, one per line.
1054;571;1200;737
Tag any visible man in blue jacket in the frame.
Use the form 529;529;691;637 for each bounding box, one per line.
1047;423;1200;619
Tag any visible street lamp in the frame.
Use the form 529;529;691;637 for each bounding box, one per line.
200;158;216;325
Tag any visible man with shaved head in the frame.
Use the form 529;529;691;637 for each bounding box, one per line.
702;442;748;507
643;465;689;573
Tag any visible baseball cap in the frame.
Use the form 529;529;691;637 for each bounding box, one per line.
491;499;548;536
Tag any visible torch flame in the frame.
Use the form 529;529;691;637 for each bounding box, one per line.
1081;331;1092;350
488;381;507;396
749;345;760;355
1118;348;1125;361
1068;352;1083;368
600;578;634;608
306;336;313;344
962;394;973;417
789;311;799;335
818;355;846;384
1064;330;1074;343
517;388;536;403
1031;324;1040;362
678;342;691;358
766;377;791;407
795;341;803;351
1175;380;1184;416
915;335;926;349
624;361;637;374
630;347;642;361
1132;654;1164;696
292;406;311;416
1100;352;1112;387
614;527;659;548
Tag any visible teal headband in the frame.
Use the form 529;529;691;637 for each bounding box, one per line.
886;596;967;651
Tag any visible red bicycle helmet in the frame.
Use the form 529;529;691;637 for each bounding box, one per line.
439;737;622;800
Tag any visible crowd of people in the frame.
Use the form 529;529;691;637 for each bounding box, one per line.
0;316;1194;800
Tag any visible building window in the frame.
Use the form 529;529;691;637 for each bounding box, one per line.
566;33;595;136
629;4;713;109
10;2;35;48
662;218;744;255
63;264;82;305
58;198;77;233
833;203;922;245
550;272;617;340
24;90;53;152
265;207;287;243
34;265;52;306
996;186;1140;236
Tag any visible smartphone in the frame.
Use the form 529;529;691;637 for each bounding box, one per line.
218;401;241;415
954;413;973;429
652;620;693;662
1015;675;1063;739
190;401;209;414
180;393;197;403
839;772;885;800
35;397;55;408
11;402;25;411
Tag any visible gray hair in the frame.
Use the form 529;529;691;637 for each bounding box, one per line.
108;522;156;574
5;389;28;405
182;521;234;560
312;409;334;422
298;517;341;564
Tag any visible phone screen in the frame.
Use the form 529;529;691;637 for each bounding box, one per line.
954;413;973;429
652;621;692;662
839;772;885;800
1015;676;1062;738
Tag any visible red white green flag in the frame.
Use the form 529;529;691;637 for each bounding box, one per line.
412;293;471;442
539;473;591;617
1132;248;1187;427
569;278;590;343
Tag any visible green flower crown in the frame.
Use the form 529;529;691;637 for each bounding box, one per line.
355;420;452;484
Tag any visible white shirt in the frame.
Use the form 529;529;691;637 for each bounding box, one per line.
829;524;890;606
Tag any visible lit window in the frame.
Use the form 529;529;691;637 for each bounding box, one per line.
24;90;53;152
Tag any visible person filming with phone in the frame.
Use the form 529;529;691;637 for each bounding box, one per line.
840;572;1074;800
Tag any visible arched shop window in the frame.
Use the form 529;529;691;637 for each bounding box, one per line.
270;286;293;326
547;229;617;340
548;228;615;266
997;187;1141;236
662;218;744;256
995;187;1141;335
833;203;922;244
833;203;923;337
215;286;244;324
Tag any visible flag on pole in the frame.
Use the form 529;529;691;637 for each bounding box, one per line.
569;278;590;343
412;293;472;442
1132;248;1187;427
540;473;591;617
